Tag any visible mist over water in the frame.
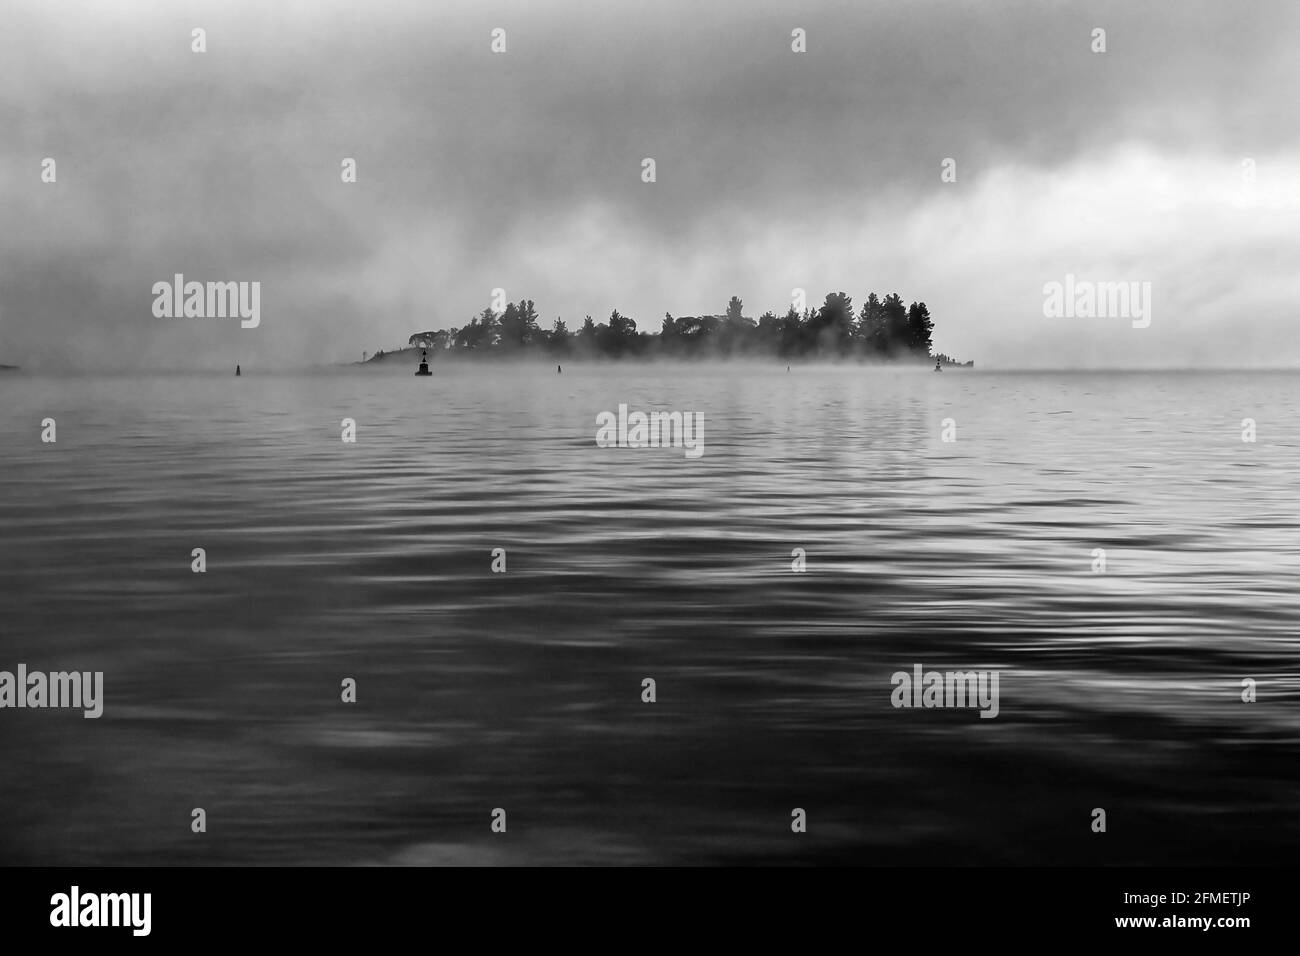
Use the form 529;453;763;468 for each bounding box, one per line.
1;364;1297;865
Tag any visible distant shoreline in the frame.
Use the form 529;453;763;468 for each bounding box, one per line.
353;346;973;368
20;362;1300;375
378;292;969;365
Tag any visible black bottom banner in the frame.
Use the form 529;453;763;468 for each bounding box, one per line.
0;866;1279;944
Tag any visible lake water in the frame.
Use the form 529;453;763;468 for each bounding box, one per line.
1;364;1297;865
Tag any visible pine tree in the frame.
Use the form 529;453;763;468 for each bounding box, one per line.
906;301;934;357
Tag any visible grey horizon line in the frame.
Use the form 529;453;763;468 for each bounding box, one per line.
8;363;1300;375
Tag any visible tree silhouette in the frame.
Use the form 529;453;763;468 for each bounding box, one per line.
548;318;570;355
397;290;957;362
906;301;934;356
881;294;908;356
725;296;744;324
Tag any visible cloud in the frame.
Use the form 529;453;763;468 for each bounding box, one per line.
2;0;1298;368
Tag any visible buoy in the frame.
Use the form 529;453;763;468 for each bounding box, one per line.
236;365;241;376
415;349;432;376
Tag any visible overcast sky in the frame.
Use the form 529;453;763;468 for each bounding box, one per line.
3;0;1298;369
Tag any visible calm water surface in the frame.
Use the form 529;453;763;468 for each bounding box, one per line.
1;364;1297;864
